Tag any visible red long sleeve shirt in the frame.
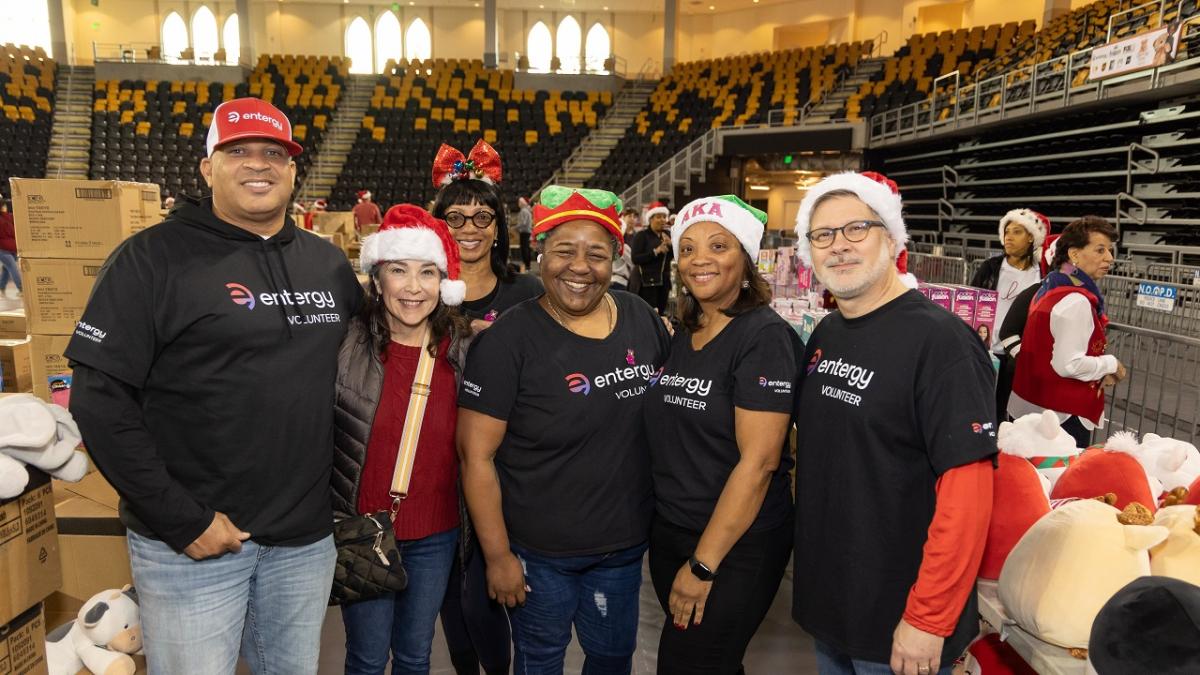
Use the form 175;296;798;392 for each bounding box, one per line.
356;338;460;540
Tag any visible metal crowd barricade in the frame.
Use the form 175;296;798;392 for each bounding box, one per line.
1099;275;1200;336
908;252;969;285
1104;323;1200;445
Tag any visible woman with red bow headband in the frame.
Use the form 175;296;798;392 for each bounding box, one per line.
430;139;543;336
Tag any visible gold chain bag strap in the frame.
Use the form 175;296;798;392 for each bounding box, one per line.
330;326;437;605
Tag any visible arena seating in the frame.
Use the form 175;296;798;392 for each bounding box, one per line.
0;43;55;197
873;96;1200;243
330;58;609;211
586;42;873;193
88;54;344;199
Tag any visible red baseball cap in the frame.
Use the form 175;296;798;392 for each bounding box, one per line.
206;97;303;157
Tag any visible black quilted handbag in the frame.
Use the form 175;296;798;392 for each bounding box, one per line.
330;512;407;605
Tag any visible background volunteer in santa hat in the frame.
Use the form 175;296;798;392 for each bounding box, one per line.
970;209;1049;421
458;186;670;674
631;199;674;315
431;139;542;339
792;171;997;675
352;189;382;232
335;203;475;675
644;194;799;674
64;95;364;674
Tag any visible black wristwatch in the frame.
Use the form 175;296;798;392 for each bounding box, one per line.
689;555;716;581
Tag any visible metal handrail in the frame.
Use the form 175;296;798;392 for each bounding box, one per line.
54;64;75;179
1116;192;1149;235
1126;142;1160;192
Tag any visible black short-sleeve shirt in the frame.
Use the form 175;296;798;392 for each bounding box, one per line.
646;306;799;533
459;290;670;556
459;273;544;321
792;290;997;666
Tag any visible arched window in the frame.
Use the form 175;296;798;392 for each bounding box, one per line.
585;23;611;73
162;12;189;63
191;6;219;61
405;18;431;61
556;17;581;73
222;14;240;65
527;22;552;72
346;17;373;74
0;2;53;58
375;11;402;74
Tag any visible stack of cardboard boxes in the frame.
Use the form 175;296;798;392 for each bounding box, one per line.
10;178;160;403
0;456;63;674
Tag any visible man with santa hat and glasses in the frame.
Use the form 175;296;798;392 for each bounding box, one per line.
791;171;996;675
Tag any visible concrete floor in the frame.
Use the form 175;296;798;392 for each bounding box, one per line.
305;562;819;674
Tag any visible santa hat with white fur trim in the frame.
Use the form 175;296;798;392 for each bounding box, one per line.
644;201;670;220
672;194;768;259
794;171;907;268
999;208;1048;251
359;204;467;306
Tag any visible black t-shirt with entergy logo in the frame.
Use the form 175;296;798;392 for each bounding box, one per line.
65;198;363;547
792;290;997;667
646;306;800;534
459;290;670;557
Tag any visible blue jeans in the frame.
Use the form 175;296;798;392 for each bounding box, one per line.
126;530;335;675
509;541;647;675
0;250;19;293
341;527;459;675
815;640;954;675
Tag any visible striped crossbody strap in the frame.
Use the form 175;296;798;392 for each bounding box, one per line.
389;325;436;511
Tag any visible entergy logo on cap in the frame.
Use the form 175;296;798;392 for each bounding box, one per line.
227;111;241;124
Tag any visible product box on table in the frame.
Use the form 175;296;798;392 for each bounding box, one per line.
0;468;62;627
309;212;356;237
951;286;978;325
28;335;71;405
18;259;104;336
9;178;160;259
0;309;26;339
922;284;954;312
0;603;49;675
0;338;32;393
975;289;999;343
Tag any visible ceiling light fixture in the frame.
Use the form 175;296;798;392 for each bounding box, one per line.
749;184;770;191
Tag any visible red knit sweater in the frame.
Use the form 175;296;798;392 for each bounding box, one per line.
356;337;460;540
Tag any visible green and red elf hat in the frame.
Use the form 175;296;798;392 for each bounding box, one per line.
532;186;625;254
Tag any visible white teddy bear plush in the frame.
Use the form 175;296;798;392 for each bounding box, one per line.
0;394;89;498
1137;433;1200;495
997;409;1080;494
46;586;142;675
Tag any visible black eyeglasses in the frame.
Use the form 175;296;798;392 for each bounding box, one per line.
806;220;885;248
444;210;496;229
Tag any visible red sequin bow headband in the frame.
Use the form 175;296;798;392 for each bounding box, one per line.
431;139;503;187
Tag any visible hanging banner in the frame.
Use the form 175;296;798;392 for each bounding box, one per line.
1089;22;1185;80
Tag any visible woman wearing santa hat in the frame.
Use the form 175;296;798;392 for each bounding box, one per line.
331;204;472;675
1009;215;1127;447
969;209;1049;421
431;140;543;335
459;186;670;674
646;194;799;674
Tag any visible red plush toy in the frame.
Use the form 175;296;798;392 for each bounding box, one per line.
1050;432;1157;512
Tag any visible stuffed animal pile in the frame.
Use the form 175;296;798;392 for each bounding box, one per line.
0;393;88;498
981;417;1200;660
46;586;143;675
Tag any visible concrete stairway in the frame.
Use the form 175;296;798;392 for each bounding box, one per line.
297;74;375;203
802;57;886;124
45;65;95;179
544;79;658;188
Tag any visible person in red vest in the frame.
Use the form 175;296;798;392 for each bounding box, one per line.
1010;216;1126;447
303;198;327;231
353;190;383;232
0;201;20;298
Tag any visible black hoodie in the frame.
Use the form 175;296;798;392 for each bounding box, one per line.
66;196;364;550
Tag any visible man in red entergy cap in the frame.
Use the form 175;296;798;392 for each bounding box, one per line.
65;97;364;674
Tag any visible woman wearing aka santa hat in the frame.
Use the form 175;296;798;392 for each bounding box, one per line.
1010;215;1126;447
970;209;1049;421
646;195;799;674
431;140;542;336
331;204;472;675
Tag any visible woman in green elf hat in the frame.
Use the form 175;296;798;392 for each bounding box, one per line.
457;186;671;674
645;194;801;674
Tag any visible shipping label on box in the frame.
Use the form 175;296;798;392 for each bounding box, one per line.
29;335;71;405
951;286;978;326
19;259;104;335
10;179;160;259
0;309;26;339
0;338;32;393
0;603;49;675
0;471;62;627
